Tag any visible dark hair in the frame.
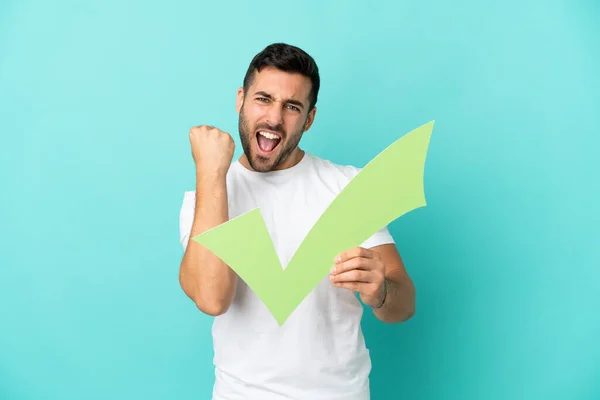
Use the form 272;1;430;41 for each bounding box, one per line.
242;43;320;111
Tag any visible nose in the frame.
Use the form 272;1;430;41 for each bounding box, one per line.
265;102;283;127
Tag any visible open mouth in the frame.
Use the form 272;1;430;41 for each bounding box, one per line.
256;130;282;154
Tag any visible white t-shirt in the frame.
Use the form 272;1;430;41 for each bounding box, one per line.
179;152;395;400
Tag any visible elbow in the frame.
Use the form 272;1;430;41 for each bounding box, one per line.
179;280;229;316
183;285;231;316
388;306;415;324
385;296;416;324
178;266;233;317
400;280;416;322
195;299;230;316
401;290;417;322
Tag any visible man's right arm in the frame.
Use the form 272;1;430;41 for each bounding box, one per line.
179;170;238;316
179;125;238;316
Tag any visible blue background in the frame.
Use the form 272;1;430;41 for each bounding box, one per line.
1;0;599;399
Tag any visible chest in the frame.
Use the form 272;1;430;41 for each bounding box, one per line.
227;177;338;269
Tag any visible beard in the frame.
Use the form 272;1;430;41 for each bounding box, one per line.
238;104;304;172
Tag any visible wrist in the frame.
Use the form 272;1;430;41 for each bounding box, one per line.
196;167;227;183
372;278;388;309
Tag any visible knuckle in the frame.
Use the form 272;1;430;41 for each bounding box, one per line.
190;125;207;134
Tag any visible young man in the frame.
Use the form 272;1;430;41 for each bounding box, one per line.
179;43;416;400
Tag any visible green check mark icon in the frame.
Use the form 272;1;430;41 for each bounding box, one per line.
192;121;434;326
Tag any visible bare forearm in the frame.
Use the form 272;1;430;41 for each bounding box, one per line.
373;270;416;323
179;170;237;315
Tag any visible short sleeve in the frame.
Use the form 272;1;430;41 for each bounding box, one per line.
360;225;396;249
179;191;196;251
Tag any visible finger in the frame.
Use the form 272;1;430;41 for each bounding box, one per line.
333;281;378;298
334;246;378;264
331;257;382;275
330;257;373;275
329;269;375;284
332;281;361;292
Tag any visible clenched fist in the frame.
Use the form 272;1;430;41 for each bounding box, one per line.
189;125;235;176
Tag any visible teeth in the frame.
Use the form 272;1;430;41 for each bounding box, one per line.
258;131;280;140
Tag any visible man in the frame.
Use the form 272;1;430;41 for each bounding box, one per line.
179;43;415;400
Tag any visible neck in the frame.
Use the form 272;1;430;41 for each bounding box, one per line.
239;147;305;172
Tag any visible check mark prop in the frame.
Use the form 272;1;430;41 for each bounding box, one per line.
192;121;434;325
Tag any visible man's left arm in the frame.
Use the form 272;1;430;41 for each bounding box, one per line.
330;244;416;323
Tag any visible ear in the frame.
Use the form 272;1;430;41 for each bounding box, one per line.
236;87;244;114
303;106;317;132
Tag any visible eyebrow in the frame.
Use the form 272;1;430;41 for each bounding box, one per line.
254;91;305;110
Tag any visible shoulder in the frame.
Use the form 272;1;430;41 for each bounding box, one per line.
307;153;362;186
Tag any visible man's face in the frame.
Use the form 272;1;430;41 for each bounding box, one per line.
236;66;316;172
